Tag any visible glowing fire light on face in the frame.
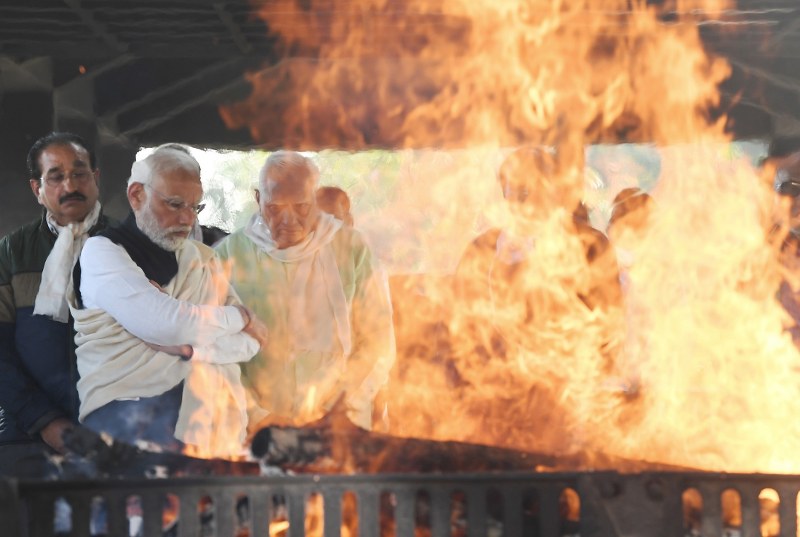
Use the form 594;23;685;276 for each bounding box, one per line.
219;0;800;474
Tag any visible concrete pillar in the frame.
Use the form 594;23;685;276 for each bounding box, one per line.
0;58;54;236
95;136;138;220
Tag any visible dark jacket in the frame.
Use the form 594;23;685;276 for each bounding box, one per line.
0;212;112;444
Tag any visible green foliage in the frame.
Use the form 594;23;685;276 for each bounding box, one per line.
198;149;270;232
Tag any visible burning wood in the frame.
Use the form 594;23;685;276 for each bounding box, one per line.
52;425;260;479
251;399;693;474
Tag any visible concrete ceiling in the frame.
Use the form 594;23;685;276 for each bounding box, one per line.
1;1;800;151
0;0;278;152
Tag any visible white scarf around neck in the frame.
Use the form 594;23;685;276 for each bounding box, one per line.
34;202;102;322
244;212;352;357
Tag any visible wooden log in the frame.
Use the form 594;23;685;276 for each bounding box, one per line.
57;426;260;478
250;399;693;474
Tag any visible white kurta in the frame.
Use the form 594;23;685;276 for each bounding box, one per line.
69;236;259;456
216;215;395;430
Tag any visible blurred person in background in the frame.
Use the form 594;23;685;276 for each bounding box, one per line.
605;187;656;393
765;136;800;346
584;143;662;228
455;145;622;318
0;132;112;474
606;187;656;281
216;151;395;431
450;145;625;452
316;185;354;227
763;136;800;241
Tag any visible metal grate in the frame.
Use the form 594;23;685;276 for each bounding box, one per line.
2;471;800;537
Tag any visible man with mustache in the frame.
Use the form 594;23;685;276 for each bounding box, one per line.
216;151;395;430
0;132;112;473
69;145;268;455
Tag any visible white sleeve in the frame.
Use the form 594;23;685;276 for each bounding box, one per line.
79;236;246;347
192;333;260;365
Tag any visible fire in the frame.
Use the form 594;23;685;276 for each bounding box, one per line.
181;358;250;460
216;0;800;475
178;257;253;461
270;520;291;537
223;0;730;149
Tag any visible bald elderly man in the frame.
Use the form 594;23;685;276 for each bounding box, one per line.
216;151;395;430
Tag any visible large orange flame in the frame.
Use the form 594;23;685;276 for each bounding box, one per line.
218;1;800;474
223;0;730;149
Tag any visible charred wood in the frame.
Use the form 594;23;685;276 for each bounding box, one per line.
48;425;261;479
251;400;694;474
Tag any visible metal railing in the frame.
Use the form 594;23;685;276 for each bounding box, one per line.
2;471;799;537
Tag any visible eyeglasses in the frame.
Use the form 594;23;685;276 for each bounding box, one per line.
778;180;800;198
145;184;205;214
776;169;800;197
41;169;95;187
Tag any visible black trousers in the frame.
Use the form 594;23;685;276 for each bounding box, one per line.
82;381;184;452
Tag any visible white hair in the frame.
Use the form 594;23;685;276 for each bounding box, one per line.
259;150;320;192
127;145;201;187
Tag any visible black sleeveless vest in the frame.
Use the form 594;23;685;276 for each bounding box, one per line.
73;212;178;308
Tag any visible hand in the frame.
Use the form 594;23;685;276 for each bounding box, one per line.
149;280;166;293
237;306;269;348
146;341;193;360
40;417;74;454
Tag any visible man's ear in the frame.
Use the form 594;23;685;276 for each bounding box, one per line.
29;179;44;206
254;188;260;204
128;182;145;211
93;168;101;187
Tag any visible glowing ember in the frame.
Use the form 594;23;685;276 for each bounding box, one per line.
217;0;800;475
270;520;290;537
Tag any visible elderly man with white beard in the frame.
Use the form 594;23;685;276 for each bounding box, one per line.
68;146;268;456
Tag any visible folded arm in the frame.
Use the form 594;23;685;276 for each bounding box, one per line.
78;237;247;347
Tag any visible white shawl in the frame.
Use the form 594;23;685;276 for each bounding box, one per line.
244;212;352;357
35;202;101;322
70;241;254;457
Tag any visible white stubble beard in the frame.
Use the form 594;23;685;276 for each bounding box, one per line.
136;202;192;252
